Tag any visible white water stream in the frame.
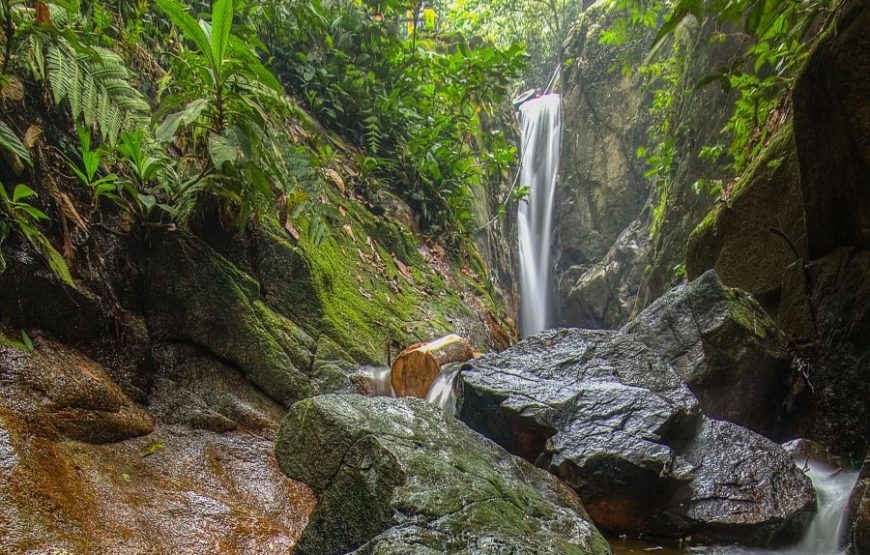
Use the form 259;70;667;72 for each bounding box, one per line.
612;458;860;555
358;363;462;415
517;94;562;337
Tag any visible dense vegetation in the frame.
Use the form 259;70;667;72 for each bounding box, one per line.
0;0;842;287
0;0;526;286
602;0;837;236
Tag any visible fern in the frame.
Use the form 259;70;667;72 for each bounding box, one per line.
0;121;32;167
46;40;150;145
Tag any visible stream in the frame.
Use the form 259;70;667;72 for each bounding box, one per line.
610;459;859;555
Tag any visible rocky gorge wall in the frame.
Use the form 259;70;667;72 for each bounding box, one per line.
555;2;745;330
554;0;869;461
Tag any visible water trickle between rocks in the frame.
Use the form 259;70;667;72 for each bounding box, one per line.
357;363;461;415
517;94;562;337
610;457;860;555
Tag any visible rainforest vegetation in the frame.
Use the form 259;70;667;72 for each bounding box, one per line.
0;0;867;552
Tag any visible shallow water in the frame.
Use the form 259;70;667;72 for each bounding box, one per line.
610;459;860;555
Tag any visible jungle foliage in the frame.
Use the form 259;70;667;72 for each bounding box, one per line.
0;0;526;285
602;0;837;236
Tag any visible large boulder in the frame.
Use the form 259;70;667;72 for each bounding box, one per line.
456;328;815;546
0;339;316;553
622;270;796;438
275;394;611;555
144;231;320;406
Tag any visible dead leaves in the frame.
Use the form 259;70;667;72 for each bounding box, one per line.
322;168;346;194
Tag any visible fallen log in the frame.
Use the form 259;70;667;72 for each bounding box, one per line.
390;334;474;398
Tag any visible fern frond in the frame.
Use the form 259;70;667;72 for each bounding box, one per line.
46;40;151;145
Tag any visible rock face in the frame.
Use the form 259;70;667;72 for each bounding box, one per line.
556;7;653;329
684;0;870;458
457;327;815;546
559;219;648;330
275;394;611;555
778;249;870;459
622;270;796;438
145;231;320;406
686;126;807;309
0;340;315;553
556;7;747;329
792;0;870;257
850;456;870;555
0;176;510;551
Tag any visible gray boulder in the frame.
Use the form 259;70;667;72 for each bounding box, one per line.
622;270;795;438
457;328;815;546
275;394;611;555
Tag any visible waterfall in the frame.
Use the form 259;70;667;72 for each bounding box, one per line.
517;94;562;337
786;460;860;555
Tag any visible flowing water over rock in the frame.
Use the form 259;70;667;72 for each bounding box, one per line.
356;363;462;415
610;459;860;555
517;94;562;337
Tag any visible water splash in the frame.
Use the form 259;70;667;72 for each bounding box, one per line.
517;94;562;337
424;363;463;416
357;364;462;415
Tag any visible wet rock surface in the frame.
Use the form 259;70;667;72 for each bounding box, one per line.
0;339;315;553
144;230;320;406
559;219;649;330
623;270;795;438
849;456;870;554
457;327;815;546
275;394;611;555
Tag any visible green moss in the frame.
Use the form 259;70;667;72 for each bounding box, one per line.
291;197;486;364
730;123;796;200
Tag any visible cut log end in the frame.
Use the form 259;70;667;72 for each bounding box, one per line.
390;334;474;398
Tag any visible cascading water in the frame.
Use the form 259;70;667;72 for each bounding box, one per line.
786;460;860;555
517;94;562;337
611;457;861;555
357;363;461;414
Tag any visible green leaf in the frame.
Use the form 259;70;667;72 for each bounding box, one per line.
156;99;209;143
140;440;166;458
21;331;34;351
12;184;38;203
155;0;216;69
26;229;75;288
0;121;32;167
210;0;234;81
745;0;767;36
208;127;250;169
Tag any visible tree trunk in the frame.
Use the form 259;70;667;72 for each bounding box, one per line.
390;334;474;398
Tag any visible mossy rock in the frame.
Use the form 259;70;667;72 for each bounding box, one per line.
686;125;806;307
143;230;316;406
275;394;610;555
